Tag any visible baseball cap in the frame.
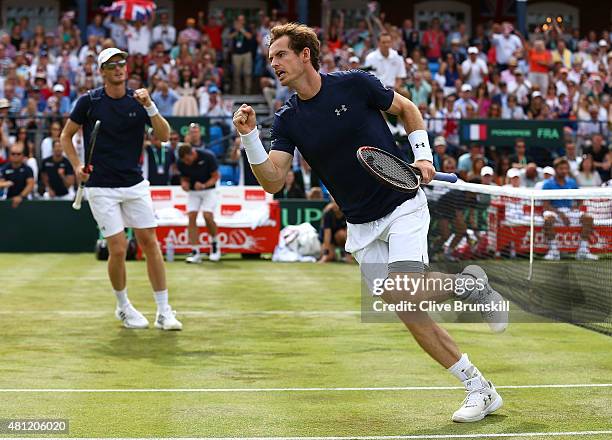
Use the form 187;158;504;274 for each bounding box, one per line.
348;56;360;64
208;85;219;94
598;39;608;47
467;46;478;54
532;91;542;98
53;84;65;93
507;168;521;178
461;84;472;92
542;166;555;176
433;136;447;147
481;166;494;176
97;47;128;68
0;98;10;109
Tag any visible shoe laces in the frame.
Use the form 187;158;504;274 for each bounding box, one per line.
462;376;489;407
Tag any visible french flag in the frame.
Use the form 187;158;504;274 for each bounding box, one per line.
463;123;487;141
104;0;156;22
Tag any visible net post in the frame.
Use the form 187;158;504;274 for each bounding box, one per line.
528;196;535;281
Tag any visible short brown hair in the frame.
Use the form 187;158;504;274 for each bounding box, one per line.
177;143;193;159
269;23;320;71
553;157;569;169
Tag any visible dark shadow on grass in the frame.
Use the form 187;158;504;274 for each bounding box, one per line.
93;329;216;366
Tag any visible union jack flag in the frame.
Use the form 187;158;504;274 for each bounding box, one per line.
104;0;156;22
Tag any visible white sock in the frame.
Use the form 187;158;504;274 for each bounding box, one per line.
579;240;588;252
114;288;129;308
448;353;481;382
191;245;200;255
211;235;217;244
549;240;558;252
154;289;169;312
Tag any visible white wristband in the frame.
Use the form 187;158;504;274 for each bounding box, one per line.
408;130;433;162
240;127;269;165
145;102;159;117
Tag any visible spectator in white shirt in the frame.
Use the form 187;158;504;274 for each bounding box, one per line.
364;32;406;90
502;93;526;119
147;52;171;81
454;84;478;117
508;69;531;107
126;20;152;55
461;46;488;88
152;12;176;51
78;35;101;64
534;166;555;189
491;22;523;68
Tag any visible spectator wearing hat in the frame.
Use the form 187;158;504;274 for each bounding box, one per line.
461;47;488;89
178;17;201;49
505;167;522;187
527;39;552;93
432;136;447;171
447;37;467;65
454;84;478;117
480;166;496;185
152;12;177;52
348;56;360;69
47;84;71;115
151;80;179;117
534;166;555;189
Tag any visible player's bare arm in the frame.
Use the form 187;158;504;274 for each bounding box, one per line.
385;92;436;183
233;103;293;194
60;119;90;183
134;88;170;141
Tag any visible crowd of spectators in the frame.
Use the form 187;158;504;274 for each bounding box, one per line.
0;4;611;207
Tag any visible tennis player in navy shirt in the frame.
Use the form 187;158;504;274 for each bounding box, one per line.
233;23;508;423
60;48;182;331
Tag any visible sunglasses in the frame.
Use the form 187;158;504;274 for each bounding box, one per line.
10;152;23;156
102;59;127;70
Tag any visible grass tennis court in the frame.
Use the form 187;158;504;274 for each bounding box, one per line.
0;254;611;439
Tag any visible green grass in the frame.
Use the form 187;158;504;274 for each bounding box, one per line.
0;254;611;439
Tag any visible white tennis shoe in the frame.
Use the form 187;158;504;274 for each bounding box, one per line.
115;303;149;329
575;250;599;260
209;241;221;262
186;251;202;264
453;375;503;422
155;307;183;331
457;265;508;333
544;249;561;261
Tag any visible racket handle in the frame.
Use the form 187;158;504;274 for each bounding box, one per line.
72;184;85;210
433;172;458;183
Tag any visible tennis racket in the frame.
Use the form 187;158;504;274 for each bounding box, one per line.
357;146;457;194
72;120;101;210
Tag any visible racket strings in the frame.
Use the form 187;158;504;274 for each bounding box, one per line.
362;150;419;190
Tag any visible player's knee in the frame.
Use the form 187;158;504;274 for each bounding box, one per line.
381;268;426;308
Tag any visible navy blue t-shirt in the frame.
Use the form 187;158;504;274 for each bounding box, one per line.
0;163;34;198
41;156;74;196
177;149;218;190
270;70;411;224
69;87;151;188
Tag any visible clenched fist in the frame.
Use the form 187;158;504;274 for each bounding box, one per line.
233;104;257;135
134;88;152;107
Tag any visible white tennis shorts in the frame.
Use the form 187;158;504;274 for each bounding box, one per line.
543;207;584;226
87;180;157;238
187;189;219;213
346;189;430;291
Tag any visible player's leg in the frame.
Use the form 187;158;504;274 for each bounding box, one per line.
543;212;560;260
386;203;505;422
201;189;221;261
87;187;148;329
186;210;202;263
121;182;181;330
576;212;598;260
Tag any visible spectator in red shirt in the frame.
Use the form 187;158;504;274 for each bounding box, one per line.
527;39;552;93
421;17;445;62
199;11;223;63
